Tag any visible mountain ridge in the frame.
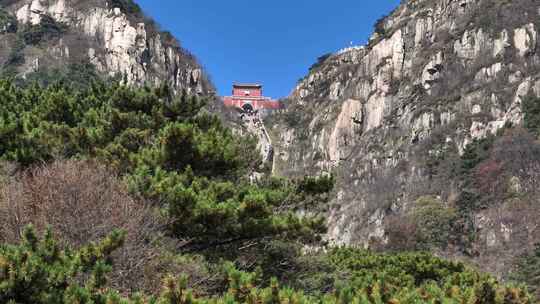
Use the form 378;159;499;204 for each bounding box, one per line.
0;0;538;300
0;0;212;94
268;0;540;280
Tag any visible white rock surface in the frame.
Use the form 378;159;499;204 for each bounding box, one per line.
514;23;537;57
273;0;540;255
9;0;207;94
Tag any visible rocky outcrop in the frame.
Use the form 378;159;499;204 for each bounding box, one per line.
269;0;540;277
1;0;211;94
241;111;274;164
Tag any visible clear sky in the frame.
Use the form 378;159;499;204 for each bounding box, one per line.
135;0;401;98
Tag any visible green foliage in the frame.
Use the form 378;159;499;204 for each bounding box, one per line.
1;77;531;303
0;226;126;304
0;9;17;33
374;15;387;36
512;244;540;299
389;126;517;254
2;35;25;76
283;109;303;127
146;174;327;249
384;196;458;252
23;61;102;90
287;248;533;303
308;53;332;72
410;196;457;250
1;13;68;77
523;95;540;136
326;248;469;290
108;0;143;16
298;174;334;195
460;136;496;177
452;136;496;216
20;15;68;45
0;227;534;303
0;79;330;259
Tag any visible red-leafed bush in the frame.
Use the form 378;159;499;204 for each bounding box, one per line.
474;158;506;198
474;128;540;203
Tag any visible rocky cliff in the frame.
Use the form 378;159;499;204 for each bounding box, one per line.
0;0;211;94
270;0;540;277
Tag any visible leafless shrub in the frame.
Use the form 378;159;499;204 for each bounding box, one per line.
0;161;18;185
381;214;418;252
0;159;177;294
358;166;401;214
471;197;540;278
472;128;540;206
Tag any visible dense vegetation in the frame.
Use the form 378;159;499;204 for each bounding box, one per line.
20;15;67;45
523;95;540;136
22;61;103;90
377;98;540;301
0;8;17;33
0;12;69;78
513;244;540;299
0;79;331;256
0;78;535;302
0;0;202;91
0;78;327;295
1;226;534;304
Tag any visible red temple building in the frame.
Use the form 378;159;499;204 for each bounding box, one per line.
222;83;282;111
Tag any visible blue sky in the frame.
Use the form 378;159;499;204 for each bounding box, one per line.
135;0;401;98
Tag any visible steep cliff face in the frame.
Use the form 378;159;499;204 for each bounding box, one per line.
0;0;211;94
271;0;540;276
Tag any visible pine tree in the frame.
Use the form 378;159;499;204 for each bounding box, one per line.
0;226;125;303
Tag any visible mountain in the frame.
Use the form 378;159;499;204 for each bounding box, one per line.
0;0;538;301
0;0;212;94
269;0;540;279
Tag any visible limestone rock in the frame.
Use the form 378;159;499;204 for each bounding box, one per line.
4;0;211;95
328;99;362;162
269;0;540;276
514;23;537;57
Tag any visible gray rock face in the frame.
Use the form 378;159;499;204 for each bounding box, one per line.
1;0;211;94
239;111;274;165
270;0;540;276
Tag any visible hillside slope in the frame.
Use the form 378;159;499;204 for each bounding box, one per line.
0;0;211;94
270;0;540;278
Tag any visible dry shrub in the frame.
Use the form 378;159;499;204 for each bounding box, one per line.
464;128;540;278
471;198;540;278
487;128;540;193
474;158;506;197
0;159;172;293
474;128;540;204
382;214;418;252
